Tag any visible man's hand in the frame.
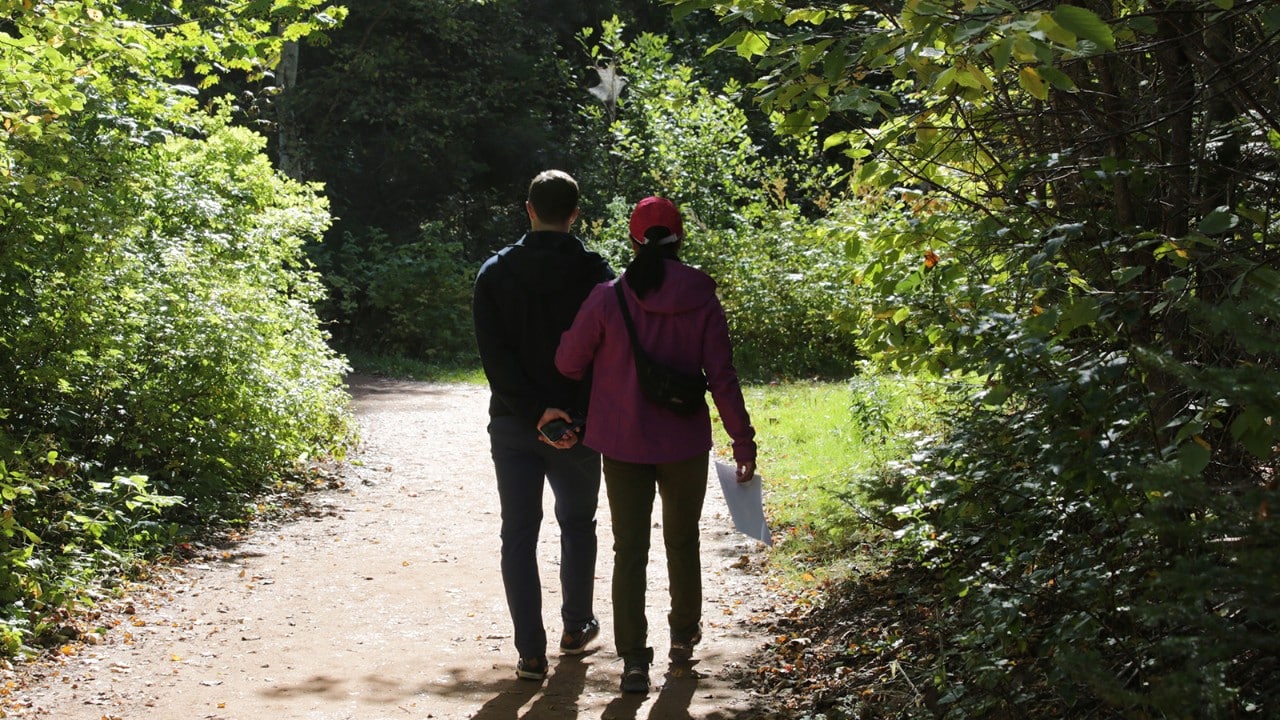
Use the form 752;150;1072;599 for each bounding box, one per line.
736;460;757;484
536;408;579;449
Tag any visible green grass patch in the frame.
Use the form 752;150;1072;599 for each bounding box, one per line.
716;374;948;582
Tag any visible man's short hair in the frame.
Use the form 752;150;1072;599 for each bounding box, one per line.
527;170;579;225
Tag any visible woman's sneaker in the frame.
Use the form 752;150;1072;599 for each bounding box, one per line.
620;662;649;694
668;624;702;662
516;656;548;681
559;617;600;655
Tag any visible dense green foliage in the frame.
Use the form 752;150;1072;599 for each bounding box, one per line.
677;0;1280;716
282;0;672;359
311;223;474;360
1;1;353;655
283;2;858;378
575;18;862;379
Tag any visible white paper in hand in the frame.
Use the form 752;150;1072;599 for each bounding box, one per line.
715;461;773;546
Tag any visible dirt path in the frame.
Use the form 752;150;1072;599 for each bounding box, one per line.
6;377;775;719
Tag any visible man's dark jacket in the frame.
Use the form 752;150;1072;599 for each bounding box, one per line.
472;230;615;426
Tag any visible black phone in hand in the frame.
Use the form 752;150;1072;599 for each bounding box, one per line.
539;418;582;442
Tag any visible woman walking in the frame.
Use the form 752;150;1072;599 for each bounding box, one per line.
555;196;758;694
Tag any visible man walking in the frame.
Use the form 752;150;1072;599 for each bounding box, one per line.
472;170;614;681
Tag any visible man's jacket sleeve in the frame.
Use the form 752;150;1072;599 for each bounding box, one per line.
473;267;543;426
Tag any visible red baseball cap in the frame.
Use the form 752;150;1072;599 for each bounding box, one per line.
628;196;684;245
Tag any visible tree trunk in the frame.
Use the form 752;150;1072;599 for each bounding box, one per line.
277;40;303;180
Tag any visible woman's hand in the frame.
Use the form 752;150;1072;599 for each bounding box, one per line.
736;460;756;484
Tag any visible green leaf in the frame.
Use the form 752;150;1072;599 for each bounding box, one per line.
785;8;828;25
1037;15;1077;47
1019;67;1049;100
1038;66;1078;92
671;1;716;22
934;67;958;91
1197;207;1238;235
1111;266;1144;286
1264;4;1280;33
1230;406;1276;459
736;30;771;59
823;131;851;151
1178;439;1211;475
1058;296;1100;335
1238;205;1267;226
991;37;1013;70
959;66;993;90
1052;5;1115;50
982;383;1011;407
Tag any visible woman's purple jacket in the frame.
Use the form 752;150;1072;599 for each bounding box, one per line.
555;260;757;466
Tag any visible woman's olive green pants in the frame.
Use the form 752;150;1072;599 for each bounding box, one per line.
603;453;708;666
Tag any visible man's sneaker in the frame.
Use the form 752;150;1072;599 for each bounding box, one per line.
516;656;548;681
620;662;649;694
668;624;703;662
559;617;600;655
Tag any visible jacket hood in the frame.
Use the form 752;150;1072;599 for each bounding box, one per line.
496;231;611;295
630;260;718;315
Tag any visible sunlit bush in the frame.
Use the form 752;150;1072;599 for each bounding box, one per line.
0;116;354;654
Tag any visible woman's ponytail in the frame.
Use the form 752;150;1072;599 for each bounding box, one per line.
625;226;680;298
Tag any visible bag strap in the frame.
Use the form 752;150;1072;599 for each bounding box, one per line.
614;280;646;362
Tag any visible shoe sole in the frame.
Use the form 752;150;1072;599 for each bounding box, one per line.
559;627;600;655
560;642;596;655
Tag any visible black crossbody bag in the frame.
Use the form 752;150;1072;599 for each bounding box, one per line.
614;282;707;416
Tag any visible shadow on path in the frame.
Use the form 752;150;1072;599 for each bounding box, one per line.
473;654;593;720
346;373;458;399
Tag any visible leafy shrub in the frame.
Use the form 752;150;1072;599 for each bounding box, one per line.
577;18;861;380
702;215;861;380
0;0;350;662
0;115;354;654
883;229;1280;717
311;222;476;362
0;438;180;655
